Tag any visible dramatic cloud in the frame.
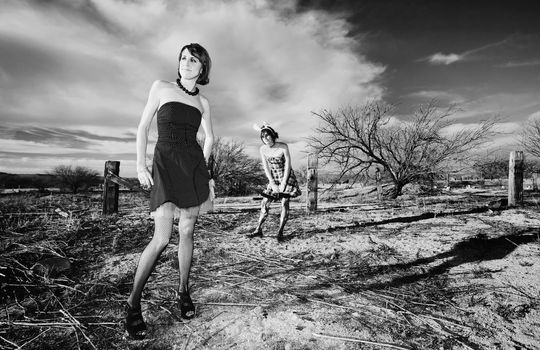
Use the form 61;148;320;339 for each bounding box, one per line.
0;0;384;175
528;110;540;121
2;1;537;177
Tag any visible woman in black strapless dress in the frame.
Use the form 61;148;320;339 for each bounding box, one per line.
125;43;214;339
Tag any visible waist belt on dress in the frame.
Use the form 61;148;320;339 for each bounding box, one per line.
157;135;198;145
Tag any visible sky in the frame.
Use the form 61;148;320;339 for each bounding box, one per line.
1;0;539;177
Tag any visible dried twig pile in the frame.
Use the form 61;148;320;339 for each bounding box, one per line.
1;191;539;349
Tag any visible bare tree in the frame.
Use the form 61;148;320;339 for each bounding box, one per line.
209;138;266;196
308;101;496;198
50;165;100;194
473;155;507;181
521;118;540;159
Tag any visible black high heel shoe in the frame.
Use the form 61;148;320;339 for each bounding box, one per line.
179;292;196;319
246;230;263;239
125;302;147;339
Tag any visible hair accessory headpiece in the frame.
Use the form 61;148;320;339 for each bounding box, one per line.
253;121;278;139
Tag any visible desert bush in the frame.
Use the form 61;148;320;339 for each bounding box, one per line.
50;165;100;194
473;156;507;180
522;118;540;159
208;138;266;196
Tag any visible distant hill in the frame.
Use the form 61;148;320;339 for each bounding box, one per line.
0;173;59;189
0;172;106;190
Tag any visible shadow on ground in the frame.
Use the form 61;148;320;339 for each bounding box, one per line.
358;229;539;290
300;205;501;237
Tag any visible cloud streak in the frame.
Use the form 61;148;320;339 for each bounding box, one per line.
496;60;540;68
423;38;510;65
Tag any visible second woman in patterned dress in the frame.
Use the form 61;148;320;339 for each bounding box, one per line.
248;123;300;241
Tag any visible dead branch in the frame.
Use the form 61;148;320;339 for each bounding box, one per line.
1;321;83;327
0;335;20;349
419;313;471;330
19;328;52;349
199;302;270;307
182;331;192;350
195;317;240;348
312;332;412;350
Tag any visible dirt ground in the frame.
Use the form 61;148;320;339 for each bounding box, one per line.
1;186;540;349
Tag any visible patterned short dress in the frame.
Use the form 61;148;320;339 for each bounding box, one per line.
262;154;301;200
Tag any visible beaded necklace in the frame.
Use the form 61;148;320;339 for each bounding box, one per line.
176;79;199;96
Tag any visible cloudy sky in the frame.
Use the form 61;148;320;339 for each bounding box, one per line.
1;0;539;176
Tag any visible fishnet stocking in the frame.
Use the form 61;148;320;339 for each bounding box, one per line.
177;207;198;293
128;215;173;307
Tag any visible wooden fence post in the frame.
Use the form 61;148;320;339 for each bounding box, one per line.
306;154;318;212
508;151;524;207
103;161;120;214
533;172;538;192
375;167;382;200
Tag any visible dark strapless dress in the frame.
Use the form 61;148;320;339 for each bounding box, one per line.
150;101;210;212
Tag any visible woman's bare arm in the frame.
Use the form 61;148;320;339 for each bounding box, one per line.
199;95;214;164
136;80;161;186
280;143;292;192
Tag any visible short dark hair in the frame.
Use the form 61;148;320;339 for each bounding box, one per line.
178;43;211;85
260;126;278;142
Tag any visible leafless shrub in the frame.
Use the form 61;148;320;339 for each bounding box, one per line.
49;165;100;194
308;100;497;198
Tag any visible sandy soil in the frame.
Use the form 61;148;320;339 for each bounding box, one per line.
1;187;540;349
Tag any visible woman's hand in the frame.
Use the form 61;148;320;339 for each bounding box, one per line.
279;182;286;193
137;167;154;190
270;181;280;193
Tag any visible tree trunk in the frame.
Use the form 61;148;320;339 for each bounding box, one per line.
389;181;405;199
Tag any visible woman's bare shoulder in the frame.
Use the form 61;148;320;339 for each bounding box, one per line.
152;79;172;86
276;141;289;149
150;79;174;92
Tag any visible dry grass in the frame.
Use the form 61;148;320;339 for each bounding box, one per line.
1;188;540;349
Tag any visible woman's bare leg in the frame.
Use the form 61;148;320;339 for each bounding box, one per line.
277;198;290;238
177;206;199;294
249;198;270;237
176;206;199;319
128;215;173;307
